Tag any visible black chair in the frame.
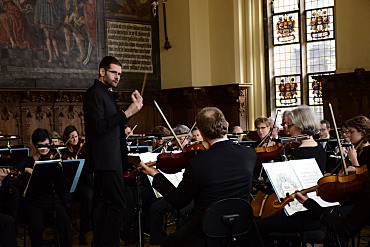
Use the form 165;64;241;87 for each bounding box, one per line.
202;198;264;247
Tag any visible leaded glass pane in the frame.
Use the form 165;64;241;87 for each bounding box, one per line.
306;7;334;41
305;0;334;10
273;13;299;45
273;0;299;13
273;44;301;76
307;40;335;73
275;75;301;107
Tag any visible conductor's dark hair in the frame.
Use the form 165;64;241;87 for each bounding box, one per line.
99;56;122;70
63;125;79;144
32;128;51;147
196;107;228;140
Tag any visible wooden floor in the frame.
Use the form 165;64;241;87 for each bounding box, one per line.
16;222;370;247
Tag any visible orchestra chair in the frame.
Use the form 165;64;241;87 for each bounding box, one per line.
202;198;264;247
268;227;326;247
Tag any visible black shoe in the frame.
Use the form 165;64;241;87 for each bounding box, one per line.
78;234;88;245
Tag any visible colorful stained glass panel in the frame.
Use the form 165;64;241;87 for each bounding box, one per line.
306;7;334;41
275;75;301;107
273;13;299;45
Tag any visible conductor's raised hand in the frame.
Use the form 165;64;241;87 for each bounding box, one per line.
124;90;143;118
140;162;160;177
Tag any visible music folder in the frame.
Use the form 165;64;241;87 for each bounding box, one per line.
23;159;85;197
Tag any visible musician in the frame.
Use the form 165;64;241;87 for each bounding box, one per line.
23;128;72;247
62;125;85;160
256;105;326;245
252;117;277;148
295;176;370;241
172;124;192;149
281;110;290;136
62;125;92;245
124;125;133;137
345;116;370;171
83;56;143;246
50;131;62;146
269;117;279;139
141;107;257;246
318;119;336;151
149;126;171;152
191;127;202;142
231;126;245;142
0;168;19;247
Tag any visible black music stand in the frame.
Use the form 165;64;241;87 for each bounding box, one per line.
23;159;84;246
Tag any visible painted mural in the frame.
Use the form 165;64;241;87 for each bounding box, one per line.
0;0;159;89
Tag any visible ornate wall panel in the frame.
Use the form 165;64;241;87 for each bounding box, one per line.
0;84;250;151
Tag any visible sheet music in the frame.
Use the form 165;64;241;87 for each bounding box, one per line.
263;159;339;216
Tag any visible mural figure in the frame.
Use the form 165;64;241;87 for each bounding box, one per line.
63;0;96;64
33;0;66;63
0;0;41;49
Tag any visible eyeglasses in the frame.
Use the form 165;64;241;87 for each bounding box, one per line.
286;124;295;128
256;126;268;130
281;122;287;127
105;69;121;76
320;128;328;132
342;130;350;134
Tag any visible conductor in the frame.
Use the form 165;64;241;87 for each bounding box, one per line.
83;56;143;246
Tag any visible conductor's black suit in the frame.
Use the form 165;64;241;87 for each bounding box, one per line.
83;79;129;246
152;139;256;247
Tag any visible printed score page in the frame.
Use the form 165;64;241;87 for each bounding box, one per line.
263;158;339;216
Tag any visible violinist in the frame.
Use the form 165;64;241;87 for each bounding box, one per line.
22;128;72;247
191;127;203;142
62;125;92;245
167;124;192;151
252;117;277;148
256;105;326;246
141;107;257;246
50;131;62;146
295;176;370;242
149;125;171;152
61;125;85;160
345;116;370;171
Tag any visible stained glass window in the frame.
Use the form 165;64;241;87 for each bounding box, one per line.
275;75;301;107
306;7;334;41
268;0;335;118
273;13;300;45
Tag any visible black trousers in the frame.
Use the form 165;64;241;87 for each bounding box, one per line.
73;172;94;235
23;195;73;247
92;170;127;247
0;214;17;247
149;198;194;245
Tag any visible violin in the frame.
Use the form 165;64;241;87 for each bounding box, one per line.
124;144;205;179
273;165;368;209
63;139;86;159
255;143;283;167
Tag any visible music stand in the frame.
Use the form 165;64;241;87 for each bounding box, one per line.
23;159;84;246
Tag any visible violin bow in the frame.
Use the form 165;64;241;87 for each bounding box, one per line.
257;110;281;148
153;100;183;151
140;73;148;97
328;103;348;175
126;124;138;140
182;122;196;146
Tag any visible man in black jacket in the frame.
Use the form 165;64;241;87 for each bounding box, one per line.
83;56;143;246
142;107;257;247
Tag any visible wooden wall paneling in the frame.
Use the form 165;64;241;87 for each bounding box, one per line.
318;69;370;125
